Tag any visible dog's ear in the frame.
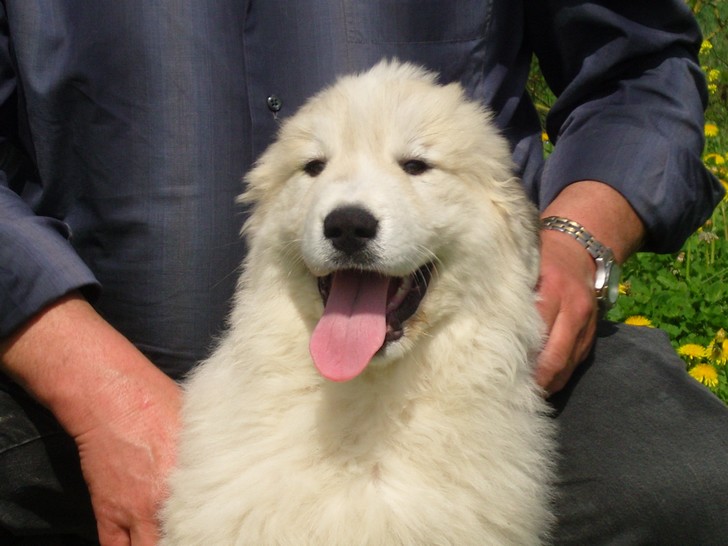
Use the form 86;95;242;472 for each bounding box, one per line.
238;144;283;209
512;199;542;289
490;182;542;289
237;130;303;239
236;165;265;239
236;153;279;241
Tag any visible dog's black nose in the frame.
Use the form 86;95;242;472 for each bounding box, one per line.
323;206;379;255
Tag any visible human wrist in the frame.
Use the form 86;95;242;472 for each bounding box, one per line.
540;180;645;264
540;216;622;312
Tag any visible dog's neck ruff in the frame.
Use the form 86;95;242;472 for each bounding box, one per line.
310;266;431;382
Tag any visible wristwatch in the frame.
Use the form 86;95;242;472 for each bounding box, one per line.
540;216;621;312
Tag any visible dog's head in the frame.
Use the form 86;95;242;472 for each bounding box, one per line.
241;60;540;382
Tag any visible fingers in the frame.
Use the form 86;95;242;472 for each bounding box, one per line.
73;369;180;546
130;519;161;546
97;520;130;546
537;303;597;395
88;449;170;546
96;518;159;546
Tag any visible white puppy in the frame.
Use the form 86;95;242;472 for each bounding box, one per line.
161;60;555;545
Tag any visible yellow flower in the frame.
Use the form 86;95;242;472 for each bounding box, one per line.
708;69;721;83
618;282;629;296
700;40;713;55
678;343;708;360
708;340;728;366
688;363;719;389
704;153;726;165
541;131;550;143
624;315;653;327
707;330;728;366
705;123;719;137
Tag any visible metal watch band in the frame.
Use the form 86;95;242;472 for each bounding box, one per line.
540;216;611;261
540;215;621;313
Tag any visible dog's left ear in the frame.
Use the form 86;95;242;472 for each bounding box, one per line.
519;207;542;289
493;189;542;289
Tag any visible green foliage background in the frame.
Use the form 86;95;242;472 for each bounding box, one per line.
528;0;728;403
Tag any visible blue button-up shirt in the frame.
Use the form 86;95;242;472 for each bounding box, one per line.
0;0;722;376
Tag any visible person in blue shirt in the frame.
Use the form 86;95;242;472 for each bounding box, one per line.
0;1;726;544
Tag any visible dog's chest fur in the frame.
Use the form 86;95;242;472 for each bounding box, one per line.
163;291;554;545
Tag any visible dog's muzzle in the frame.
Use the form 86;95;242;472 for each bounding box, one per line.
310;264;432;382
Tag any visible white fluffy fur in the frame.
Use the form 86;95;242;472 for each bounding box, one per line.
161;60;556;545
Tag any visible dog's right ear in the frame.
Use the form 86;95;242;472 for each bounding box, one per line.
238;143;283;209
236;155;275;239
236;133;300;238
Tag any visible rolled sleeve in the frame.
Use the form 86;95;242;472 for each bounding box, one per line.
0;187;100;337
528;1;725;252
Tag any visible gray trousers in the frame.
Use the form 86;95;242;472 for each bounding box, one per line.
2;322;727;545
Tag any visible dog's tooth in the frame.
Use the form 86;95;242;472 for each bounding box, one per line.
402;274;413;289
386;275;412;312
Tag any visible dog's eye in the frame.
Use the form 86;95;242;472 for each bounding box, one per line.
401;159;431;176
303;159;326;177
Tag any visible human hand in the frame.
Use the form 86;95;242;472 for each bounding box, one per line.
0;294;181;545
74;371;181;546
535;228;599;395
533;181;644;395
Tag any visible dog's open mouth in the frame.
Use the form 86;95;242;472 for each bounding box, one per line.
309;264;432;382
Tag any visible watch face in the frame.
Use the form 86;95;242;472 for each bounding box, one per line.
595;255;621;310
606;262;622;305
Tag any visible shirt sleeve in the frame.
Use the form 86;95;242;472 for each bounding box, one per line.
0;6;99;338
526;0;725;252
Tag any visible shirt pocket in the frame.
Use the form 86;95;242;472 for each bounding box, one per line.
345;0;492;44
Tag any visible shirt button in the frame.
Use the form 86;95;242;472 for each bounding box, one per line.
267;95;282;113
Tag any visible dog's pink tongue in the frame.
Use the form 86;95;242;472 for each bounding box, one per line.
310;271;389;382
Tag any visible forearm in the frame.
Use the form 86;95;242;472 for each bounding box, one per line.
0;292;178;438
541;180;645;264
